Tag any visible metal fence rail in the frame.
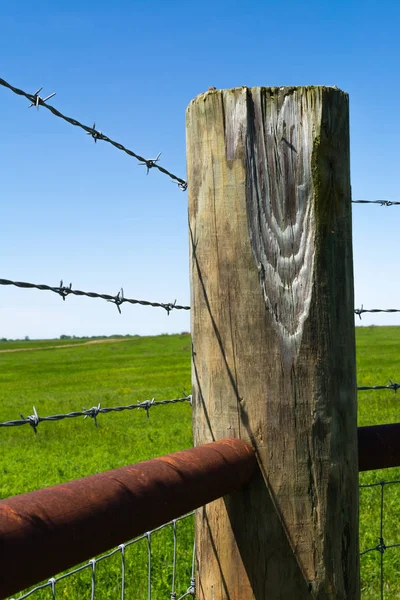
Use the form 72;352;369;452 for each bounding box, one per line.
358;424;400;472
10;513;195;600
9;478;400;600
0;439;256;599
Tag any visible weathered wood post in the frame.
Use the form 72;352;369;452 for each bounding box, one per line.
186;87;359;599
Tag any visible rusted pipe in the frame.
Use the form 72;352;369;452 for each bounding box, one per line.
358;423;400;471
0;438;256;599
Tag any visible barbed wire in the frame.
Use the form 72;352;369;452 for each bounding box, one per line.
8;77;400;201
358;380;400;392
4;279;400;320
0;278;190;315
3;383;391;434
355;306;400;319
359;479;400;599
352;200;400;206
0;77;187;190
0;395;192;433
10;512;195;600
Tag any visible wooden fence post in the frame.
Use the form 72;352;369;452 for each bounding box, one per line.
186;86;359;599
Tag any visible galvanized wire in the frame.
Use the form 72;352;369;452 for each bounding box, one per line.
0;395;192;433
179;540;196;600
359;479;400;599
171;520;178;600
10;512;195;600
0;278;190;315
147;532;152;600
119;544;126;600
0;77;187;190
90;559;96;600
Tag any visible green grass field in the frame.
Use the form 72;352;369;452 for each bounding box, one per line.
0;334;194;599
356;327;400;599
1;328;400;598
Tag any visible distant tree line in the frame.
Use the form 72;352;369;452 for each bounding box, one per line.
0;334;140;342
0;332;190;342
59;334;140;340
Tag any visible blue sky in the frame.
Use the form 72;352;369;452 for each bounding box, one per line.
1;0;399;339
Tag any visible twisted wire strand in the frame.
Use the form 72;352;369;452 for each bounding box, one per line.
4;278;400;320
0;77;187;190
357;380;400;392
0;278;190;315
0;395;192;432
352;200;400;206
355;307;400;319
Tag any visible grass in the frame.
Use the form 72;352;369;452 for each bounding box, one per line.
1;327;400;598
0;334;193;599
357;326;400;599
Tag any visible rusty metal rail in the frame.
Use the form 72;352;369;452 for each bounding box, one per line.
0;438;256;600
2;425;400;599
358;423;400;471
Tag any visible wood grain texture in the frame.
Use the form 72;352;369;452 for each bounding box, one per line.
187;86;359;599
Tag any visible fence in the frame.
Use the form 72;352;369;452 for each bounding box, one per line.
1;81;400;598
1;424;398;599
8;513;195;600
359;479;400;599
0;439;255;599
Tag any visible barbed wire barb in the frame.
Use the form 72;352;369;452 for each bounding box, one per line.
165;300;177;316
19;406;40;434
86;122;102;143
83;404;101;427
29;87;56;110
58;280;72;301
0;77;187;189
144;399;155;418
354;306;400;318
354;305;363;320
138;152;162;175
108;288;124;314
